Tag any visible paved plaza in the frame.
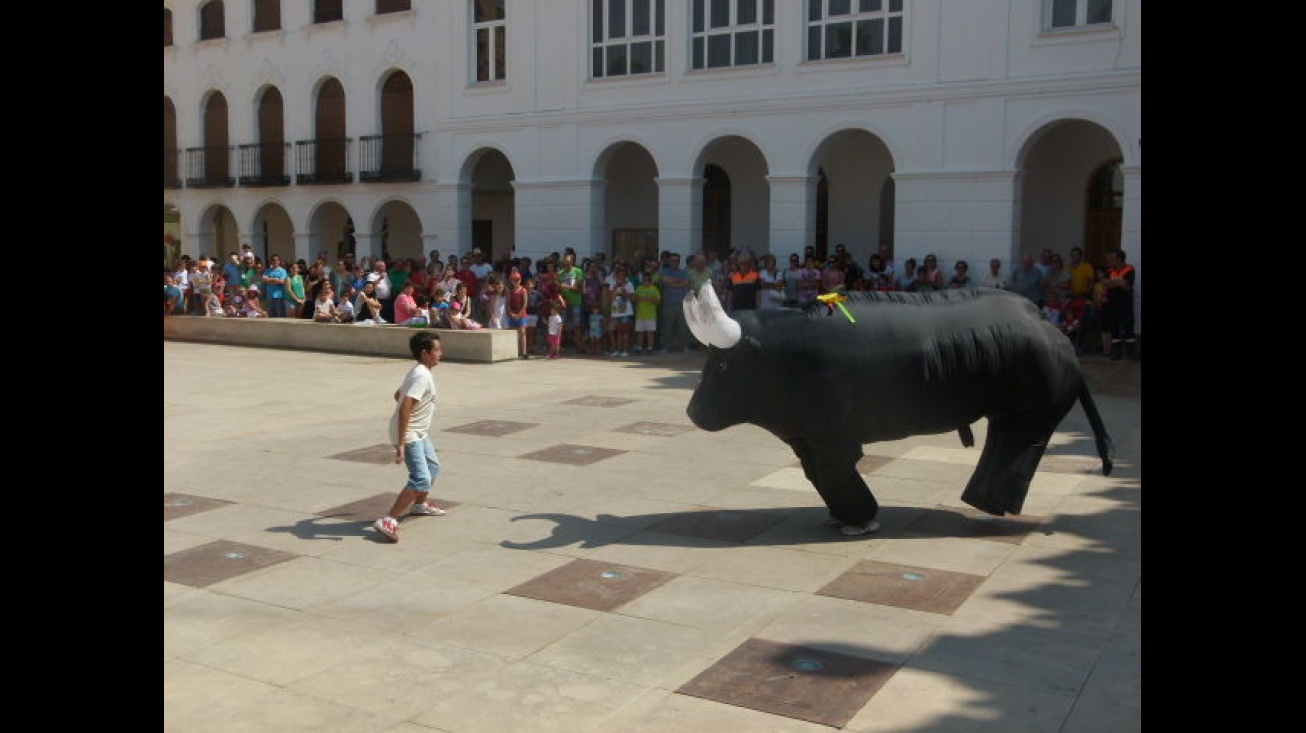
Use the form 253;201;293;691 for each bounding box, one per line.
164;340;1141;732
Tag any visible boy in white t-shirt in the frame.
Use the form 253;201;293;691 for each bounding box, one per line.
372;331;448;543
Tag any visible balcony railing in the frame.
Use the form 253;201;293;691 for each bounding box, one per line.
295;138;354;185
165;149;182;189
237;142;293;186
359;133;422;182
184;146;236;188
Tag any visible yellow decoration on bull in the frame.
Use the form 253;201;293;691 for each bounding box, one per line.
815;293;856;323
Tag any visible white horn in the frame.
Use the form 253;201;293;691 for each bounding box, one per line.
683;282;741;348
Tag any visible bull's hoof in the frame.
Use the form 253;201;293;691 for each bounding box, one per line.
838;520;881;536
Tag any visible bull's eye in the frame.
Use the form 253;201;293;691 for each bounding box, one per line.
716;360;727;372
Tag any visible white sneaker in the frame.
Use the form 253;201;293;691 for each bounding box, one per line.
409;502;446;517
373;516;400;542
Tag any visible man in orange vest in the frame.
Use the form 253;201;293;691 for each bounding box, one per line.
1101;248;1138;360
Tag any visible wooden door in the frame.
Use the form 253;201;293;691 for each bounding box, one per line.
1085;209;1120;268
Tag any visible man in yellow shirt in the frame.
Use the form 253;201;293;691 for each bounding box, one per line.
1067;247;1095;298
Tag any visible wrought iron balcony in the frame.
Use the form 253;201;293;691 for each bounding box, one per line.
165;149;182;189
359;133;422;183
184;146;236;188
295;138;354;185
238;142;293;187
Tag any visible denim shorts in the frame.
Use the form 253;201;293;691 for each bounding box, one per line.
403;436;442;494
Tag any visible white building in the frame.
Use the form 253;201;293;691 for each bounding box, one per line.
164;0;1141;329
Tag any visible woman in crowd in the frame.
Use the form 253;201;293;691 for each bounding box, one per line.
354;280;385;323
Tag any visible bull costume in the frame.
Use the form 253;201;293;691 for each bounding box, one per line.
683;284;1114;536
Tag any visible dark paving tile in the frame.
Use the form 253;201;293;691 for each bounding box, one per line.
613;421;695;437
519;443;627;465
326;443;396;464
315;493;460;522
505;558;676;612
648;509;790;544
447;419;538;437
905;506;1047;544
164;493;233;522
818;560;984;615
164;539;298;588
677;637;897;728
563;395;636;408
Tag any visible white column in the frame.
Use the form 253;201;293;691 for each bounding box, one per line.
766;174;815;257
656;176;701;255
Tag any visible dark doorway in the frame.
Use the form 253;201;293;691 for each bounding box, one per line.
702;164;731;261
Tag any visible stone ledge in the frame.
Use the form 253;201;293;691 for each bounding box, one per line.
162;316;520;363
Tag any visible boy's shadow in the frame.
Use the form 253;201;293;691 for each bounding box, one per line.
265;516;380;542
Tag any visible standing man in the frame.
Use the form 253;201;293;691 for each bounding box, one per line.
469;248;494;322
1101;248;1138;360
261;254;289;318
1011;255;1047;307
1066;246;1095;300
557;251;586;351
373;331;448;543
656;252;692;353
876;242;898;284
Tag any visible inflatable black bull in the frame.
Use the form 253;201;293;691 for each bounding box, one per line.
683;284;1114;535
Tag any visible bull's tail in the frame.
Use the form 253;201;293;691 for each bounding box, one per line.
1078;384;1115;476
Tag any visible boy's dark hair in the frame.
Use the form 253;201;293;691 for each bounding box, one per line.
409;331;440;360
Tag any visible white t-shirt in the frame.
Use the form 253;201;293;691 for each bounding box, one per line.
758;269;785;309
608;281;634;317
547;312;564;336
389;363;437;444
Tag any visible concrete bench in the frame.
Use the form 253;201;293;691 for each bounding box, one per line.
163;316;520;363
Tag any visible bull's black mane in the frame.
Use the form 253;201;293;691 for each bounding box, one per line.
796;287;1000;318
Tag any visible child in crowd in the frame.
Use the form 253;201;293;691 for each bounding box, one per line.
313;286;341;322
241;286;268;317
222;289;243;317
429;289;452;329
587;304;605;356
632;275;661;355
506;271;530;358
523;278;541;353
607;269;634;357
203;287;225;317
337;291;356;323
484;273;506;329
545;294;565;359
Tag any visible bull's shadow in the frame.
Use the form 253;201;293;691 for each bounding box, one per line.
499;504;1046;551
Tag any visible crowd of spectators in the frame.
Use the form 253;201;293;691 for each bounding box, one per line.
165;240;1135;360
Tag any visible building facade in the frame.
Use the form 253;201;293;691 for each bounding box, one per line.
164;0;1141;328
